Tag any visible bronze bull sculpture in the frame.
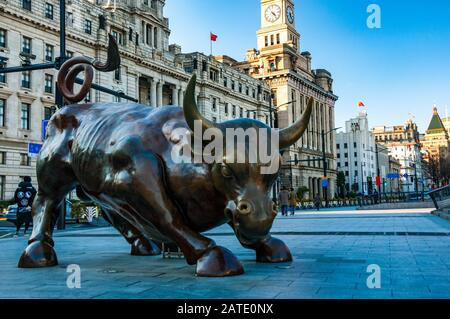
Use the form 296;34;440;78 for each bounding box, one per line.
18;36;313;277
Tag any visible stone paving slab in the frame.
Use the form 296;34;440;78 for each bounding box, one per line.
0;209;449;299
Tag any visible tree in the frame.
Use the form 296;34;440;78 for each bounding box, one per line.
296;186;309;201
336;171;346;197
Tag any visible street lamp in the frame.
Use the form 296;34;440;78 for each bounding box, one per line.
309;127;342;208
365;144;389;203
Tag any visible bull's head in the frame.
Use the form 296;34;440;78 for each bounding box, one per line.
183;75;312;244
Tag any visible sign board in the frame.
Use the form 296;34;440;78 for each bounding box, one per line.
322;179;329;188
376;176;381;187
28;143;42;158
42;120;49;142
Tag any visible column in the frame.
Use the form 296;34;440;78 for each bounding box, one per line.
157;81;163;107
172;86;179;106
150;79;157;107
178;88;184;106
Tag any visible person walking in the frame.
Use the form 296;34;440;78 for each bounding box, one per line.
14;176;36;235
278;187;290;216
289;188;297;216
314;194;321;211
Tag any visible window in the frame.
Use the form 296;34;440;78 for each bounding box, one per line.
245;86;249;96
223;77;228;87
355;161;358;167
354;152;358;157
276;34;280;44
0;152;5;165
209;68;218;82
211;98;217;112
44;74;53;94
265;36;268;47
336;144;340;149
22;36;32;54
45;44;54;62
355;171;359;176
45;2;53;19
21;103;30;130
252;89;256;99
0;29;6;48
344;153;348;158
44;106;52;120
224;103;229;115
84;19;92;34
232;105;236;117
20;153;31;166
344;143;348;149
231;80;235;91
112;30;124;46
0;99;5;127
22;0;32;11
0;70;5;84
67;12;74;27
0;176;5;200
345;162;349;167
239;107;243;118
21;71;31;88
238;83;242;93
270;34;274;45
353;142;357;148
114;67;121;81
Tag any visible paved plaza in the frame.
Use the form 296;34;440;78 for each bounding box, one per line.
0;208;449;299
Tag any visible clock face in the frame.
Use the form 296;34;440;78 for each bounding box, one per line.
287;6;295;24
265;4;281;23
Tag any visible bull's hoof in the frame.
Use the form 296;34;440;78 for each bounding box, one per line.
196;246;244;277
131;238;161;256
18;241;58;268
256;237;293;263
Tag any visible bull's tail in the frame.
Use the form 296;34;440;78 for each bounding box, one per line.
57;34;121;104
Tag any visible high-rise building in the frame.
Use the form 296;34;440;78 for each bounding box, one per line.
234;0;338;199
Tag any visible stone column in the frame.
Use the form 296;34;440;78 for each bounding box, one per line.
150;79;157;107
178;88;184;107
172;86;179;106
157;81;163;107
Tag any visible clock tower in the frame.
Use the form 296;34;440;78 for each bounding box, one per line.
257;0;300;53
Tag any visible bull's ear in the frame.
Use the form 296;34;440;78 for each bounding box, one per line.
278;97;313;149
183;75;217;132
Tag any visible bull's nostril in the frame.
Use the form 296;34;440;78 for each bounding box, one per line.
237;201;252;215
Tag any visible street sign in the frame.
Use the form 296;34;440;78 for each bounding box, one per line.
42;120;49;142
322;179;329;187
28;143;42;158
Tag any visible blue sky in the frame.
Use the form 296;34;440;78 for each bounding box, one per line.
165;0;450;133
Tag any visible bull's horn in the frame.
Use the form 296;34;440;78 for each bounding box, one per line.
183;74;216;132
279;97;314;150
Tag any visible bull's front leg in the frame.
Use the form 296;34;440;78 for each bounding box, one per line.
124;147;243;277
228;223;292;263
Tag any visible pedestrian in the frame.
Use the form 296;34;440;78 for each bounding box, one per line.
14;176;36;236
289;188;296;216
278;187;289;216
314;194;321;211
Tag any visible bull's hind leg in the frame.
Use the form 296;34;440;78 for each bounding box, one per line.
18;156;76;268
102;209;161;256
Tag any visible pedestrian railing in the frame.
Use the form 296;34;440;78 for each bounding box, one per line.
428;185;450;210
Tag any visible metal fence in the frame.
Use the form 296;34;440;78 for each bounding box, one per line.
428;186;450;210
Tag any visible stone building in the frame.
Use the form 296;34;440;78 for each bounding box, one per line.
372;119;425;194
336;112;387;195
233;0;338;199
0;0;270;200
422;106;449;160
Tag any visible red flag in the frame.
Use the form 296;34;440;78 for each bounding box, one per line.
358;101;365;107
261;61;264;69
210;32;218;42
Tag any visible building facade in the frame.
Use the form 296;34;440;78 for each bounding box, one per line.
0;0;270;199
234;0;338;199
336;112;383;195
372;119;425;194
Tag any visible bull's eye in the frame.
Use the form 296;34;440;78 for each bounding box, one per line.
221;165;233;178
